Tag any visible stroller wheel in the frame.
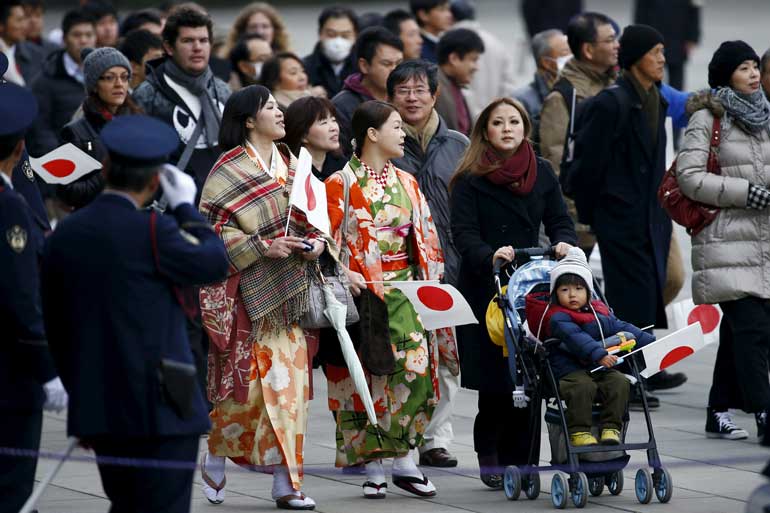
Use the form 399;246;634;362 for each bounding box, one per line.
551;472;568;509
571;472;589;508
588;476;604;497
607;471;624;495
635;468;653;504
524;472;540;500
654;467;673;503
503;466;521;500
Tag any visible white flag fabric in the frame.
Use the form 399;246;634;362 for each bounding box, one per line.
640;323;711;378
29;143;102;185
288;147;330;235
389;281;477;330
666;298;722;345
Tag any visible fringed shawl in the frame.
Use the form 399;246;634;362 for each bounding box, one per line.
199;143;321;402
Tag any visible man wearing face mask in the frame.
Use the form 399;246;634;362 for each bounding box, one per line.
538;12;618;259
303;5;358;98
513;29;571;152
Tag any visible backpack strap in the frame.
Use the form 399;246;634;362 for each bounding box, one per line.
604;85;633;140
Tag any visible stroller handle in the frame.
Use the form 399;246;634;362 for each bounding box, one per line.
493;246;556;275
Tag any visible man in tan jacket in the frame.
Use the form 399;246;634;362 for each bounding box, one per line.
539;12;618;256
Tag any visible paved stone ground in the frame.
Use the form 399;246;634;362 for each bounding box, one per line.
31;341;767;512
29;0;770;511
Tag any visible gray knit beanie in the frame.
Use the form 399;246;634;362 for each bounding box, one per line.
82;47;132;92
550;247;594;294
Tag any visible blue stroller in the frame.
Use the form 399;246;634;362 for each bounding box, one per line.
492;247;673;509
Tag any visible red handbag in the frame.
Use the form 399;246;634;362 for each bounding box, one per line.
658;116;721;236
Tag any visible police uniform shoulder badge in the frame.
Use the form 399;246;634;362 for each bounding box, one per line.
22;160;34;181
6;225;27;253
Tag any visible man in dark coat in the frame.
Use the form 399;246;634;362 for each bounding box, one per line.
27;9;96;157
41;115;229;512
634;0;700;90
133;7;230;190
333;27;403;158
569;25;673;336
303;5;358;98
0;82;66;513
0;0;44;86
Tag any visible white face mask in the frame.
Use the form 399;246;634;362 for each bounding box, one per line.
321;37;353;64
253;61;264;79
555;55;572;72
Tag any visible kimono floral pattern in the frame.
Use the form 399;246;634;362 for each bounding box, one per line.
202;145;310;490
324;157;458;465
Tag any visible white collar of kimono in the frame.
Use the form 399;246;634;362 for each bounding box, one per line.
246;140;278;179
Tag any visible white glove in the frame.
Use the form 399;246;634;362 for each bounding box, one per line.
512;386;530;408
43;377;68;413
159;164;197;209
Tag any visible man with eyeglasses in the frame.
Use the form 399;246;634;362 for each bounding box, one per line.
389;59;467;469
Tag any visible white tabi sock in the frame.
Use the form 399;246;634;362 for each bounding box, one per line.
365;460;386;484
204;452;225;484
391;453;422;479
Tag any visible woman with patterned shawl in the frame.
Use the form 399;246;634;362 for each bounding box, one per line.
324;100;460;499
198;85;324;511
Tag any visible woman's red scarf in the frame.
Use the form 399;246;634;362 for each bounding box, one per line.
484;140;537;195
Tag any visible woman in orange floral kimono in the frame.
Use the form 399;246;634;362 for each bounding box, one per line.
198;86;324;510
325;101;459;499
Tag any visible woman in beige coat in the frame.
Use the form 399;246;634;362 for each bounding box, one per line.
677;41;770;443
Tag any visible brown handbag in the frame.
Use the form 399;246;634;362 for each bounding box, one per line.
658;116;721;236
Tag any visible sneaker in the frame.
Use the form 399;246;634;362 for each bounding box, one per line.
756;411;767;440
645;370;687;391
570;432;598;446
600;428;621;445
630;385;660;411
705;408;749;440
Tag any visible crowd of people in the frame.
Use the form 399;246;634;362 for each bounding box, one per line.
2;0;770;512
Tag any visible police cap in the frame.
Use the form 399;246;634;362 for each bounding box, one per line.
101;115;179;167
0;83;38;136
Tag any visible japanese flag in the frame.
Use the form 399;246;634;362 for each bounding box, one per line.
666;298;722;345
29;143;102;185
640;323;712;378
288;147;330;235
389;281;477;330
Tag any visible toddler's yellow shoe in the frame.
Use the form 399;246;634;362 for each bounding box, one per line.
570;432;598;446
600;428;621;445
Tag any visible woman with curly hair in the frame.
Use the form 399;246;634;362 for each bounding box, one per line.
226;2;290;55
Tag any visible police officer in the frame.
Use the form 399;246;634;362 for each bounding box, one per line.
0;51;51;233
0;83;68;513
41;115;229;512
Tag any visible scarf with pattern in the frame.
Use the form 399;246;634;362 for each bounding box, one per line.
715;87;770;133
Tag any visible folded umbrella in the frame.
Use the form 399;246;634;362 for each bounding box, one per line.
322;286;379;430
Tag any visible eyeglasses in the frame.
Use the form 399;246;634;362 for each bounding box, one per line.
99;73;130;83
393;87;431;98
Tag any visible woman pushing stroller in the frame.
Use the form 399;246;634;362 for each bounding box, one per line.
527;248;655;447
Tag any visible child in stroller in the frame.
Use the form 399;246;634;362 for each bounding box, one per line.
527;248;655;447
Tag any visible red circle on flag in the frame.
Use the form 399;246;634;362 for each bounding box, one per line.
42;159;76;178
304;174;316;211
659;346;695;371
687;304;720;334
416;285;454;311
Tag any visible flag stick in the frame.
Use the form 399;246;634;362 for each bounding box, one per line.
363;280;441;285
20;437;79;513
284;203;293;237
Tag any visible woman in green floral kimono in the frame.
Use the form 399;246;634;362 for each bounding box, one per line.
324;101;459;499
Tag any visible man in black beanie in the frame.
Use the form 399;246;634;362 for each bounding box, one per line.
566;24;686;401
